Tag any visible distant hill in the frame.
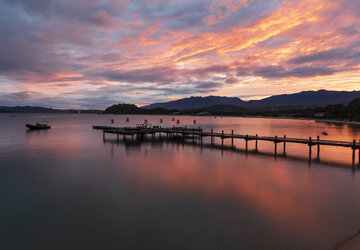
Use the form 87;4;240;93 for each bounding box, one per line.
0;106;102;113
182;104;249;114
248;90;360;107
144;96;246;110
103;103;176;114
143;90;360;110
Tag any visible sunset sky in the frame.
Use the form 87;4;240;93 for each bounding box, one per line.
0;0;360;108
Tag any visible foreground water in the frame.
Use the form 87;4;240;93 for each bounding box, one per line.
1;113;360;250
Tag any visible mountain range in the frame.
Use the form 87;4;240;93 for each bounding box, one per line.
1;90;360;113
143;90;360;110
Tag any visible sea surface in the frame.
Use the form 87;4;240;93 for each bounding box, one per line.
1;113;360;250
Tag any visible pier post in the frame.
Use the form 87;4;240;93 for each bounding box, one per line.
231;130;234;147
274;136;278;157
211;129;213;146
201;130;203;147
317;136;320;160
221;130;224;148
283;135;286;155
103;131;105;140
352;139;356;166
255;134;258;152
117;133;119;142
245;134;248;153
309;137;312;161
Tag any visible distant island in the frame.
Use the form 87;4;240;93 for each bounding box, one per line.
103;103;176;115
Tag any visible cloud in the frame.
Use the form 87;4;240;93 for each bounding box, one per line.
253;66;339;79
225;77;238;84
97;67;178;83
288;43;360;67
1;0;360;107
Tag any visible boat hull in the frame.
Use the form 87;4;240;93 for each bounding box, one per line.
25;124;51;130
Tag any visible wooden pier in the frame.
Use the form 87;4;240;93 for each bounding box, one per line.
94;126;360;166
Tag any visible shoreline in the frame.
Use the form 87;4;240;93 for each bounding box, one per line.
3;112;360;125
101;113;360;124
314;119;360;125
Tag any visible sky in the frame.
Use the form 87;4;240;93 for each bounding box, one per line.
0;0;360;108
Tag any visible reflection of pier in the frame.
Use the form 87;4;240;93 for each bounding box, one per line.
94;126;360;166
103;137;360;170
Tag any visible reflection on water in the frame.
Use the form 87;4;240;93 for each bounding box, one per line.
105;136;360;169
1;114;360;250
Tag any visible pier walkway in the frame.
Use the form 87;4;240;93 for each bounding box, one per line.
93;125;360;166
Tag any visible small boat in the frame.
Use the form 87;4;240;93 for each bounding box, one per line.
26;121;51;130
321;131;328;136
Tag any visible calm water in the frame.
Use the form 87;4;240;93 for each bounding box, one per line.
1;114;360;250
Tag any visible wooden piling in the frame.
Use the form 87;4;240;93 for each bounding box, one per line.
255;134;258;152
245;134;248;152
117;133;119;142
309;137;312;161
352;139;356;166
358;139;360;166
274;136;277;157
283;135;286;155
317;135;320;160
221;130;224;148
211;129;213;146
231;129;234;147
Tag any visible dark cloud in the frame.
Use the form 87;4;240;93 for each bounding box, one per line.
236;67;251;76
191;65;230;76
256;36;292;49
338;25;358;36
225;77;237;84
213;0;282;30
288;43;360;67
288;49;345;64
254;66;338;78
97;67;178;83
93;65;231;86
193;81;222;89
